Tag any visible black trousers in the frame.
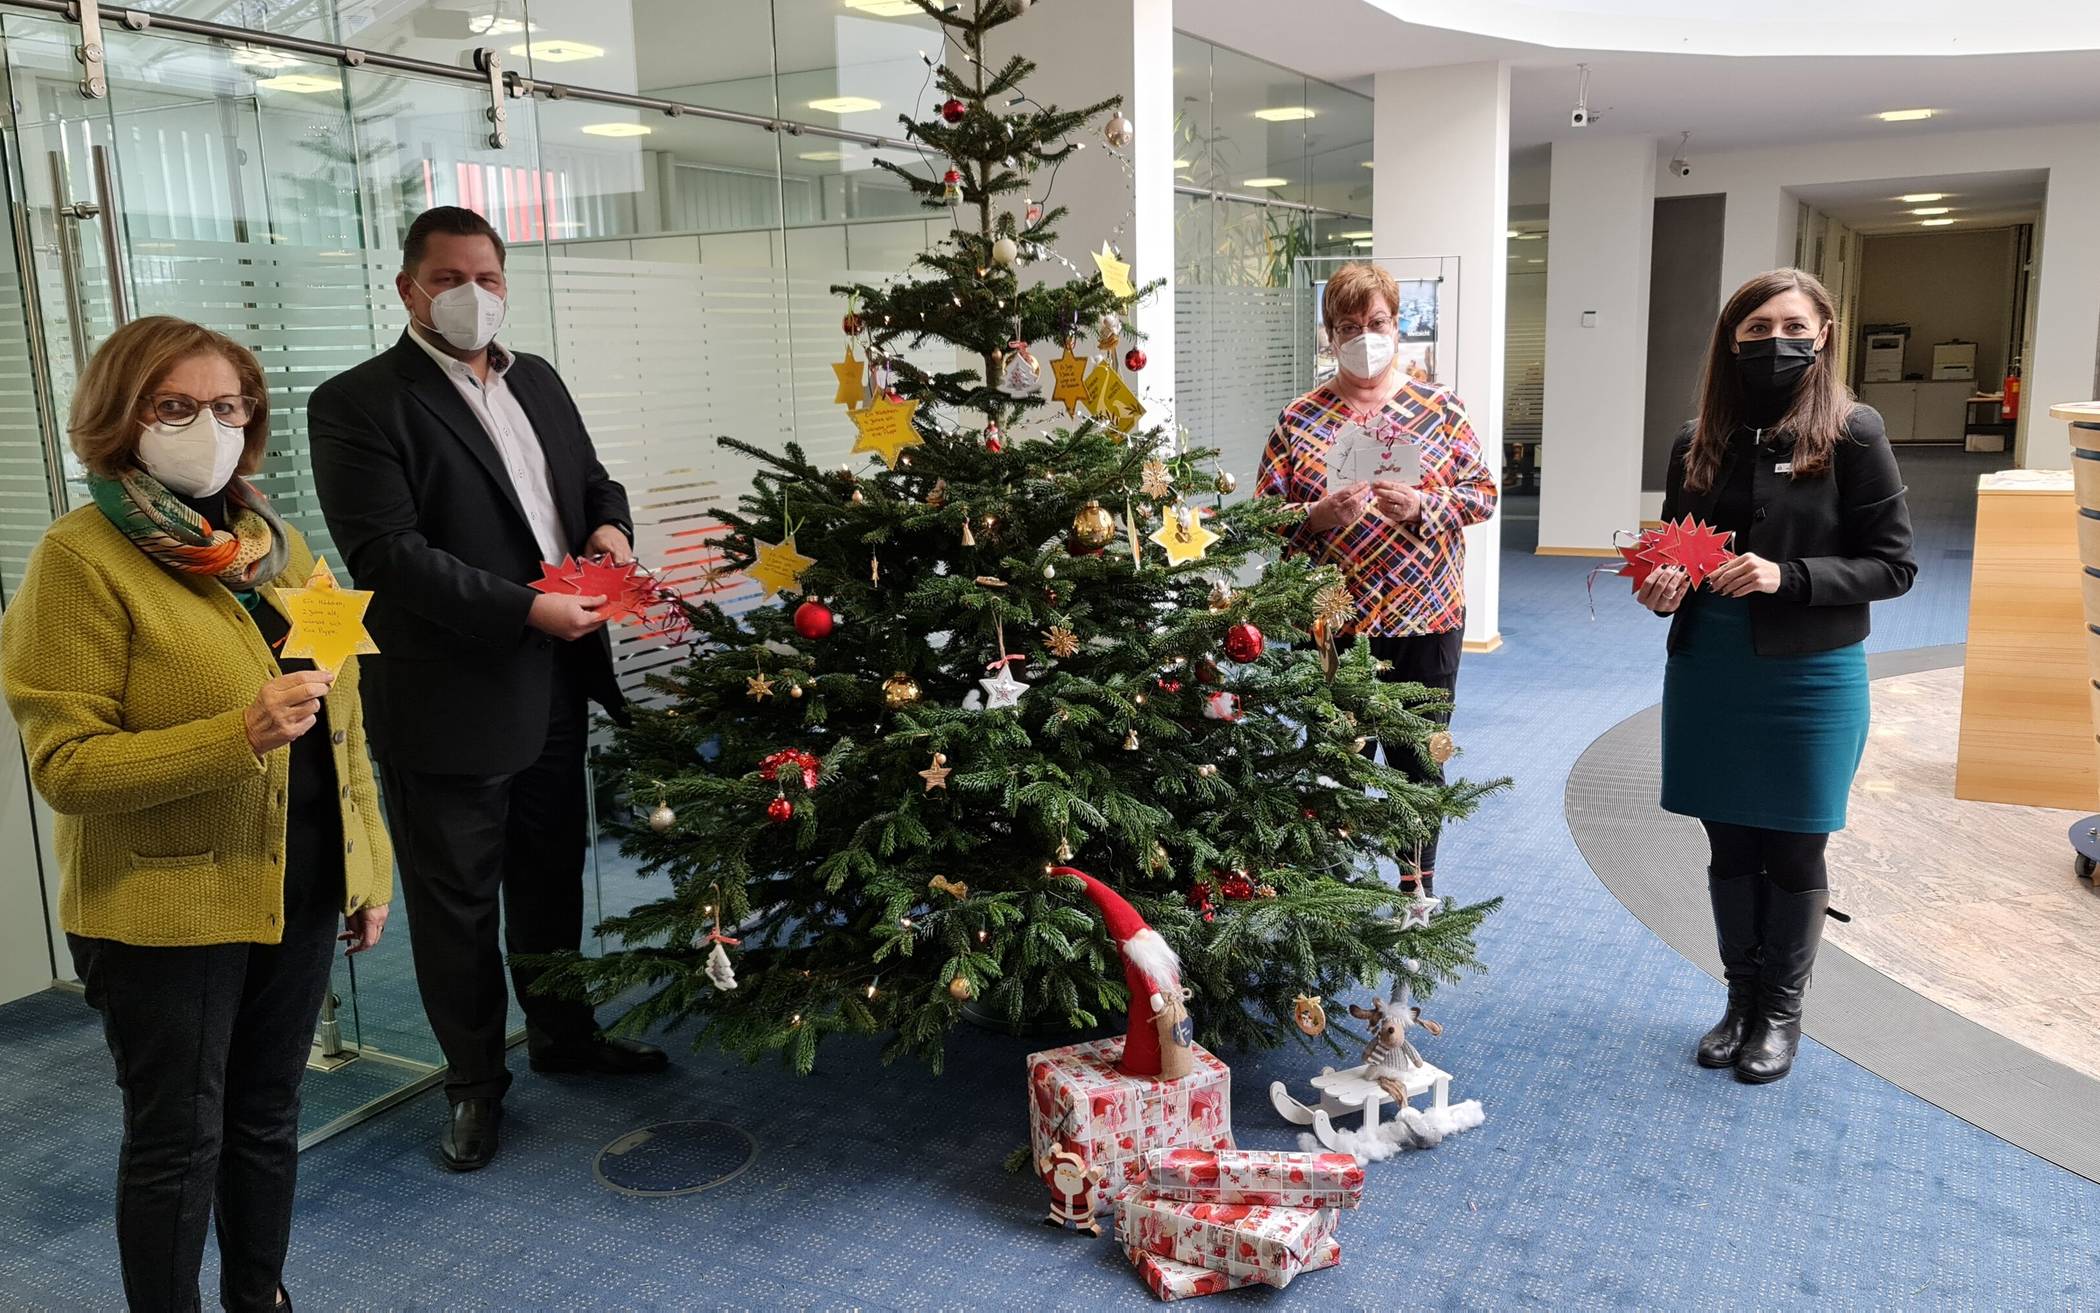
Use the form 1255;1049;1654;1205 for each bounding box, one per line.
380;655;598;1102
68;902;336;1312
1359;630;1463;884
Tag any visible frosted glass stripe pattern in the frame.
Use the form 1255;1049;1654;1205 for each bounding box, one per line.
1175;285;1310;487
1504;270;1547;445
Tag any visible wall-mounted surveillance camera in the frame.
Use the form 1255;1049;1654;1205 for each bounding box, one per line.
1570;64;1594;129
1668;132;1692;179
1571;107;1592;129
1670;159;1692;178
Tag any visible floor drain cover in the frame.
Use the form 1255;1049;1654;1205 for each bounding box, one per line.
592;1120;757;1197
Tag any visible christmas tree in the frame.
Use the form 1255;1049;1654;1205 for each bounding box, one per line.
538;0;1503;1075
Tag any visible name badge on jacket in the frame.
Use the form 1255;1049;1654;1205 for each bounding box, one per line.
1774;462;1793;474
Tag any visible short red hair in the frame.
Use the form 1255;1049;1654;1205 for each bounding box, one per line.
1323;262;1399;330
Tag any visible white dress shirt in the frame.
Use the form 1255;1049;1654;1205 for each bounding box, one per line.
407;323;567;565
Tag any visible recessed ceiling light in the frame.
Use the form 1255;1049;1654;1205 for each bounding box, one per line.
229;45;303;69
1920;217;1956;226
1505;229;1520;238
580;122;652;137
1909;206;1950;215
808;95;882;114
1171;158;1191;169
1361;161;1374;170
256;73;342;93
1253;106;1315;122
1351;239;1375;248
1514;232;1544;241
511;39;605;62
469;13;536;34
1875;108;1935;122
844;0;925;13
1896;192;1947;203
1526;258;1544;264
798;149;847;162
1338;230;1373;239
1242;177;1289;188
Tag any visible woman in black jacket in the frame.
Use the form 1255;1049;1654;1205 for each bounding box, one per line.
1637;267;1916;1084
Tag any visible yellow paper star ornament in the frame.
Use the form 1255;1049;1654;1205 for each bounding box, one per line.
1049;342;1089;417
848;393;924;466
746;536;816;598
273;557;377;674
831;346;867;407
1092;242;1134;298
1149;505;1219;565
1082;361;1144;431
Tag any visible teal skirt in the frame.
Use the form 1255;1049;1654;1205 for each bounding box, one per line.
1660;595;1869;834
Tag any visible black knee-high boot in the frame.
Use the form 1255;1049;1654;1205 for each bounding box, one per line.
1697;870;1762;1068
1736;881;1827;1083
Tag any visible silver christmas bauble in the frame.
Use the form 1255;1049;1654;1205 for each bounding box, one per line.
1103;112;1133;149
648;803;676;833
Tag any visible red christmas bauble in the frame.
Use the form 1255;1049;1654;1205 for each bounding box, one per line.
793;600;835;640
1224;622;1265;663
1185;883;1216;922
1064;533;1104;558
1124;347;1147;372
942;167;962;185
1220;871;1256;901
767;796;793;824
842;312;863;336
940;97;967;124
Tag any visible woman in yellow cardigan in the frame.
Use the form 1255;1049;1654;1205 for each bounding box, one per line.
2;317;392;1312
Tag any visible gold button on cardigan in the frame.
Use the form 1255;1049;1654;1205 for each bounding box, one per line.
1;506;393;947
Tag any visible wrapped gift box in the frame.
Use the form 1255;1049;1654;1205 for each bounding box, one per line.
1114;1189;1339;1290
1128;1234;1342;1302
1027;1037;1232;1212
1138;1147;1365;1209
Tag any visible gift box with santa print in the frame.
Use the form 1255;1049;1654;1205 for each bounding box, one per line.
1027;1037;1233;1213
1128;1234;1342;1302
1138;1147;1365;1209
1114;1188;1340;1290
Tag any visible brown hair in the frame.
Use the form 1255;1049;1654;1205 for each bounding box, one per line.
68;316;270;479
1323;262;1400;333
403;205;506;274
1685;267;1852;493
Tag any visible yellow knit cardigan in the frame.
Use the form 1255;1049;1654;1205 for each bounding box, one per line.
2;505;393;946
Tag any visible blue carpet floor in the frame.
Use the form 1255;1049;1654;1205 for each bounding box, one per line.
6;447;2099;1309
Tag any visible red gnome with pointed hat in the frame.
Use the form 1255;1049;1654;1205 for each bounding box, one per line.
1056;866;1196;1080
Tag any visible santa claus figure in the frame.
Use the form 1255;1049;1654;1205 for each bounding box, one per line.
1038;1133;1108;1236
1056;866;1195;1080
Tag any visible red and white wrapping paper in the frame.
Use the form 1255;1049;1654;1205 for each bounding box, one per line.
1128;1234;1342;1302
1138;1147;1365;1209
1027;1038;1233;1212
1114;1189;1340;1290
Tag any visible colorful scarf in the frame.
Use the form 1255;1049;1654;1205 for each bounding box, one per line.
89;468;289;593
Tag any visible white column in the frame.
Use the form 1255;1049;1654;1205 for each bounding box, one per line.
1373;61;1508;649
2027;154;2100;467
1006;0;1175;421
1537;136;1657;552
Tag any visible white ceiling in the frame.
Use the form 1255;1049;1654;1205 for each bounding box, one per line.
1790;169;2047;234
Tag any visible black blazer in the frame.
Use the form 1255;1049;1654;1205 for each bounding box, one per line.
307;333;631;775
1662;404;1916;657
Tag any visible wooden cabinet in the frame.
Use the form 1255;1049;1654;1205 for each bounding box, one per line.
1954;468;2095;809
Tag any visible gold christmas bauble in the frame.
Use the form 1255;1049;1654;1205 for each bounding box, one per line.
882;672;922;709
1207;580;1234;613
1197;763;1218;778
1215;470;1238;495
648;803;676;833
948;975;974;1001
1071;499;1117;549
1103;112;1134;149
1150;841;1170;872
1428;730;1456;764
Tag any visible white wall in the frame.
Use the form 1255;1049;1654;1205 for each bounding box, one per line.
1374;61;1508;647
1537;135;1656;551
0;699;57;1003
1656;121;2100;467
1010;0;1176;423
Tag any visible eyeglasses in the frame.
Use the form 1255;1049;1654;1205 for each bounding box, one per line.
1333;316;1396;340
146;393;259;428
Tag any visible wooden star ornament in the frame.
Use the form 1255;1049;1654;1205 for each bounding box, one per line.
1043;625;1081;658
273;558;377;674
919;752;951;792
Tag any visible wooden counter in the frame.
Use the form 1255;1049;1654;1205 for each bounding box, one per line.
1954;466;2095;809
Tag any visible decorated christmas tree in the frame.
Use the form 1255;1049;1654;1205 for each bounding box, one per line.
539;0;1503;1074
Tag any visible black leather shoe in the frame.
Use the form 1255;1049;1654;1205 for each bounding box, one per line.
441;1098;501;1172
1697;870;1762;1068
529;1033;669;1076
1736;883;1828;1084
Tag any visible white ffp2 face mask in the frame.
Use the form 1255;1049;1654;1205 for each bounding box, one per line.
1336;331;1397;381
414;278;507;352
138;418;244;499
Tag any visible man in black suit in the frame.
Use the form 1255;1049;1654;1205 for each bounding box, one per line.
309;206;665;1172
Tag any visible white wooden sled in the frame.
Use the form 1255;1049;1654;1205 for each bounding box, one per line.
1269;1060;1451;1151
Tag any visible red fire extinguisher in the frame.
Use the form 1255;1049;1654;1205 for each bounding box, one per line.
2001;359;2021;422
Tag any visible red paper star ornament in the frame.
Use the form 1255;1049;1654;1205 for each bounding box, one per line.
1659;517;1737;587
575;556;647;623
1616;539;1663;591
531;555;582;594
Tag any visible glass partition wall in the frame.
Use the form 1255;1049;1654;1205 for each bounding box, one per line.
0;0;960;1142
1171;33;1371;490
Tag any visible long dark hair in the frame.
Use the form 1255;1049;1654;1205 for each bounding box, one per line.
1686;268;1852;494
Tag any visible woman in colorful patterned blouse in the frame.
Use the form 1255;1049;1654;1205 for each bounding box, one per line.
1256;262;1498;895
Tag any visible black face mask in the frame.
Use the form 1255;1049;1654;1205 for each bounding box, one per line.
1734;336;1818;398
